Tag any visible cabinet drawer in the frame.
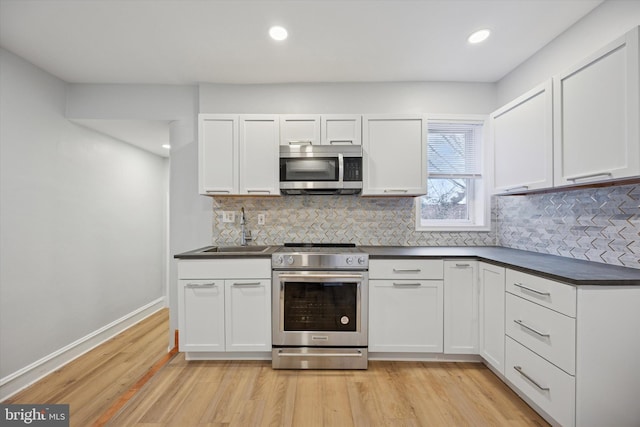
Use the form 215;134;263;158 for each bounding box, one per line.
506;269;576;317
506;337;575;427
506;293;576;375
369;259;443;280
178;259;271;279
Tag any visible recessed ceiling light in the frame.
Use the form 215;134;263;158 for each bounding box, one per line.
468;29;491;44
162;144;171;150
269;26;288;41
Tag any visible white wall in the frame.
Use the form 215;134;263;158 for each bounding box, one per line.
0;49;167;386
497;0;640;105
199;81;497;114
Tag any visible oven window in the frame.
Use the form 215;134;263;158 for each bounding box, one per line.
280;157;338;181
283;282;357;332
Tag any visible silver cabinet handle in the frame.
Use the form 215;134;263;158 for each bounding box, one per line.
393;268;421;273
513;282;550;296
566;172;612;182
514;319;550;338
393;282;422;287
232;282;262;286
514;366;550;391
384;189;408;193
246;189;272;194
504;185;529;192
288;140;312;145
206;190;230;194
329;140;354;144
455;263;471;267
186;282;216;288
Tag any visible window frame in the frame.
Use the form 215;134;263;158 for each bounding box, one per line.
415;114;491;232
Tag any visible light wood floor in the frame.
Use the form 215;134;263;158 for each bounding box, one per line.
4;308;170;427
110;358;549;426
4;308;549;426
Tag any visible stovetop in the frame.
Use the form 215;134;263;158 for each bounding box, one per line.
273;243;369;269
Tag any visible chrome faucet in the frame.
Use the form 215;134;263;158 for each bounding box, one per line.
240;207;252;246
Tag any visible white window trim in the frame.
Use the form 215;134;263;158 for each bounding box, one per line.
415;114;491;232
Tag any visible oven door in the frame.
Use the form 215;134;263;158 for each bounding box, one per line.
272;271;368;348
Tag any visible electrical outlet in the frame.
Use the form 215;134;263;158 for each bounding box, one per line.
257;213;266;225
221;211;235;223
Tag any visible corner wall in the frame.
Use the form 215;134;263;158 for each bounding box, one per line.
0;49;168;393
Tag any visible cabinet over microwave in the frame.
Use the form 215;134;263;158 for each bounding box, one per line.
279;145;363;195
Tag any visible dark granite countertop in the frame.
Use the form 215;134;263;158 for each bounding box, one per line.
175;245;640;286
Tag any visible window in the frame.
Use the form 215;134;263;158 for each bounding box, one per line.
416;117;488;231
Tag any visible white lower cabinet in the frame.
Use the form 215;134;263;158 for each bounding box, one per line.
478;262;505;374
443;260;478;354
177;259;271;354
504;269;640;426
369;259;444;353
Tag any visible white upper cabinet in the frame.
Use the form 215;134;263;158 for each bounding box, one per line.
553;26;640;186
491;80;553;193
279;115;321;146
239;115;280;195
321;115;362;145
362;115;427;196
198;114;279;196
198;114;238;195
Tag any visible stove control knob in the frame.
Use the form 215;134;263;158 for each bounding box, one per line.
345;256;354;265
358;256;366;265
274;255;284;266
286;256;295;265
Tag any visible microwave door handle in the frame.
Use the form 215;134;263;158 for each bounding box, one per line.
338;153;344;184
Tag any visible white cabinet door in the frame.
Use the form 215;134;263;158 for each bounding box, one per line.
178;279;225;352
369;279;443;353
362;115;427;196
224;279;271;351
239;115;280;195
478;263;506;374
321;115;362;145
198;114;238;195
491;80;553;193
444;261;478;354
554;27;640;186
280;115;321;146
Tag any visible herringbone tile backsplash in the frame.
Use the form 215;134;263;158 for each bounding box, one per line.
210;183;639;269
497;183;639;268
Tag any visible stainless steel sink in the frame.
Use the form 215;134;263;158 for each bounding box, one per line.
203;245;271;253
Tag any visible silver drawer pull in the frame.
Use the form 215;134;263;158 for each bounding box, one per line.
393;282;422;287
384;189;408;193
206;190;230;194
393;268;422;273
329;140;353;144
455;263;470;267
232;282;261;286
513;282;551;297
288;140;312;145
246;189;272;194
514;319;550;338
514;366;550;391
186;282;216;288
278;351;363;358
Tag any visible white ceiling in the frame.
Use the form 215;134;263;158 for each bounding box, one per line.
0;0;604;156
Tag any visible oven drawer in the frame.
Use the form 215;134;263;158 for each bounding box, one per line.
506;269;576;317
506;337;575;427
369;259;443;280
506;293;576;375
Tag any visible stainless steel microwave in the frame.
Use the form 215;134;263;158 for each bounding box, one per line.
279;145;363;195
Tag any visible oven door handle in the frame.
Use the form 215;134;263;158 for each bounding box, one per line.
277;350;364;358
277;273;364;280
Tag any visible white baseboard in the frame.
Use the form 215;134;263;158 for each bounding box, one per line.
0;297;166;401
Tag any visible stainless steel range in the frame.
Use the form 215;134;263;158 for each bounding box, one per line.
271;243;369;369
